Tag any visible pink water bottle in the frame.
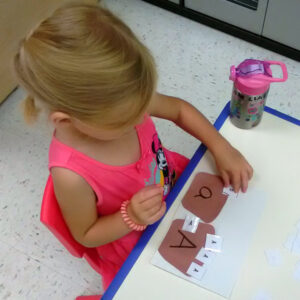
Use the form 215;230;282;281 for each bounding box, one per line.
229;59;288;129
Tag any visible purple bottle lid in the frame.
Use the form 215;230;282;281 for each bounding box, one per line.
230;59;288;95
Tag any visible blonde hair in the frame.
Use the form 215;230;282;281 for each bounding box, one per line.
14;2;157;128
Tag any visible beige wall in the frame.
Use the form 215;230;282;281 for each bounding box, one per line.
0;0;97;104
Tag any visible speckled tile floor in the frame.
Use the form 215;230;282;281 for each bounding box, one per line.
0;0;299;299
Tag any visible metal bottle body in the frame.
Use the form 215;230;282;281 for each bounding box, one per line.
230;85;269;129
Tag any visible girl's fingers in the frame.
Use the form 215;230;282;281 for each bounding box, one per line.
221;171;230;187
241;171;249;193
142;192;164;210
145;203;163;217
143;197;163;212
231;173;240;193
138;185;164;203
148;202;166;225
247;165;254;180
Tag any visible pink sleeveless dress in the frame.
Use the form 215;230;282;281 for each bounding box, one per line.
48;114;189;288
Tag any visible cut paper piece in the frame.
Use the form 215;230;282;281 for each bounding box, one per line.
195;247;215;265
284;222;300;254
205;234;223;253
284;232;297;251
182;172;228;223
158;219;215;275
293;261;300;281
222;186;238;197
252;290;272;300
264;249;283;267
186;262;206;281
291;231;300;255
296;220;300;231
182;215;200;233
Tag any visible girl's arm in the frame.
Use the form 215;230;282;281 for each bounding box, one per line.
51;168;165;248
148;93;253;193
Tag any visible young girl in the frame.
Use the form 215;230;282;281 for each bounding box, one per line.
14;2;253;298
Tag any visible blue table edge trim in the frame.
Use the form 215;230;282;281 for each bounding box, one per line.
101;101;300;299
264;106;300;126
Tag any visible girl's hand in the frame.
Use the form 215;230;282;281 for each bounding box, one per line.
127;185;166;225
213;142;253;193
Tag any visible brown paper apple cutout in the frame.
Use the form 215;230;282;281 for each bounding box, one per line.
182;172;228;223
158;219;215;275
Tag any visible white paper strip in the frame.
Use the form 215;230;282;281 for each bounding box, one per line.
186;262;206;281
195;247;215;265
205;234;223;253
182;215;200;233
222;186;238;197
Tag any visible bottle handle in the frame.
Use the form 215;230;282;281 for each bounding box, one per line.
264;61;288;82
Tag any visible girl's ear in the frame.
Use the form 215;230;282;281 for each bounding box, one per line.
49;111;72;127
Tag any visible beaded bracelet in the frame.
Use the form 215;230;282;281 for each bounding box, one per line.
120;200;147;231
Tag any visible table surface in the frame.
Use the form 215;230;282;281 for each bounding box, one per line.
102;103;300;300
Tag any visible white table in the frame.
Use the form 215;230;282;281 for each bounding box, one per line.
102;102;300;300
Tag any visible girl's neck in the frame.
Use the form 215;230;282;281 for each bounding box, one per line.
55;124;99;147
54;123;141;166
55;123;135;148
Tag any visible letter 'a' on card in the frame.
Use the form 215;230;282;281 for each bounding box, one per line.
195;247;215;265
186;262;206;281
182;215;200;233
205;234;223;253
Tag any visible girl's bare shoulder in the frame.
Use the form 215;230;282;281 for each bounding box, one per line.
50;167;98;244
51;167;92;193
